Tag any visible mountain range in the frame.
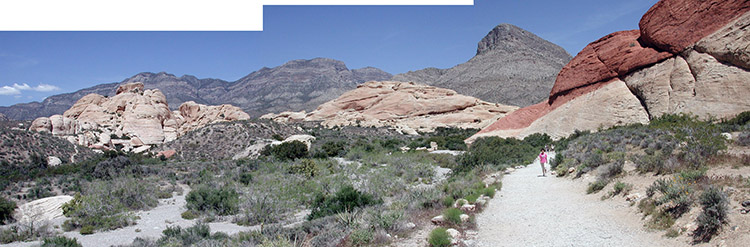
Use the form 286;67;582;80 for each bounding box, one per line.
393;23;572;107
1;24;570;120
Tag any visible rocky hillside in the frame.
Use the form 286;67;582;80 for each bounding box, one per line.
29;82;250;153
393;23;572;107
262;81;518;134
0;58;392;120
0;122;96;166
469;0;750;142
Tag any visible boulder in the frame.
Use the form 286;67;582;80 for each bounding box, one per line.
14;195;73;223
460;204;476;212
47;156;62;167
446;228;461;239
116;82;144;95
29;117;52;132
460;214;470;222
639;0;750;54
132;145;151;153
157;149;177;159
431;215;445;225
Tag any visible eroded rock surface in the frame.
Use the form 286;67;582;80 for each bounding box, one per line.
263;81;518;134
30;82;250;151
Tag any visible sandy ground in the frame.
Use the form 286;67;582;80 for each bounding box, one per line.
473;152;684;247
2;185;258;247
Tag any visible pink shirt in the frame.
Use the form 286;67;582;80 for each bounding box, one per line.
539;152;547;164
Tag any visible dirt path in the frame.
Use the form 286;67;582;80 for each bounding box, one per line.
475;153;683;247
3;185;258;247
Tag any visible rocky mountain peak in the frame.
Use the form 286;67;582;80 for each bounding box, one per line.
477;23;570;59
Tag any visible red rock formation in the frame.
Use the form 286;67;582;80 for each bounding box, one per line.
550;30;671;102
639;0;750;54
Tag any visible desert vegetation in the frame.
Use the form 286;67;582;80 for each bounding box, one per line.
554;112;750;242
0;118;548;246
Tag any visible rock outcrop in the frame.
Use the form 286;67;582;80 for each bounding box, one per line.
13;195;73;223
30;82;250;151
639;0;750;54
263;81;518;134
393;24;571;107
470;0;750;142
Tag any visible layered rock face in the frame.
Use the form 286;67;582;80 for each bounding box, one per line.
393;24;571;107
262;81;518;134
470;0;750;142
30;82;250;151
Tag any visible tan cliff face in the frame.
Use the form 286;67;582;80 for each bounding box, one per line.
469;0;750;143
30;82;250;152
262;81;518;134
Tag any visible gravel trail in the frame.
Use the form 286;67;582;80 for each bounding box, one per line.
475;153;682;247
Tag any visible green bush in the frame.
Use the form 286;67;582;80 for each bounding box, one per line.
457;136;544;172
441;196;454;208
157;223;228;246
428;227;452;247
41;236;82;247
308;185;381;220
587;179;608;194
288;159;319;177
181;210;198;220
349;228;373;246
321;141;347;157
646;177;693;217
483;186;496;198
80;225;94;235
186;185;238;216
0;197;16;224
239;173;253;185
262;141;309;160
693;186;728;243
442;208;463;225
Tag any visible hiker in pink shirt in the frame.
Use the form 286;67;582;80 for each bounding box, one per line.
539;148;548;177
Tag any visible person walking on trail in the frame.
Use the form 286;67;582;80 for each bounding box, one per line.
539;148;548;177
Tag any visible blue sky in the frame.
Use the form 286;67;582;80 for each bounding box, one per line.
0;0;658;106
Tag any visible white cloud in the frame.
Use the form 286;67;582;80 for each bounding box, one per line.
0;83;61;95
33;84;61;92
12;83;32;90
0;86;21;95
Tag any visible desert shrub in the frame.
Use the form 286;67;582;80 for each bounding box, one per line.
646;177;693;217
370;209;403;232
62;177;158;232
737;131;750;146
0;197;15;224
550;153;564;170
262;141;309;160
181;210;198;220
719;111;750;130
442;208;463;225
41;236;82;247
587;179;608;194
321;140;347;157
457;136;541;172
92;156;132;179
308;185;381;220
441;196;454;208
428;227;451;247
288;159;320;178
157;223;228;246
349;228;373;246
482;186;496;198
693;186;729;243
79;225;94;235
186;185;238;216
238;172;253;185
612;181;632;196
